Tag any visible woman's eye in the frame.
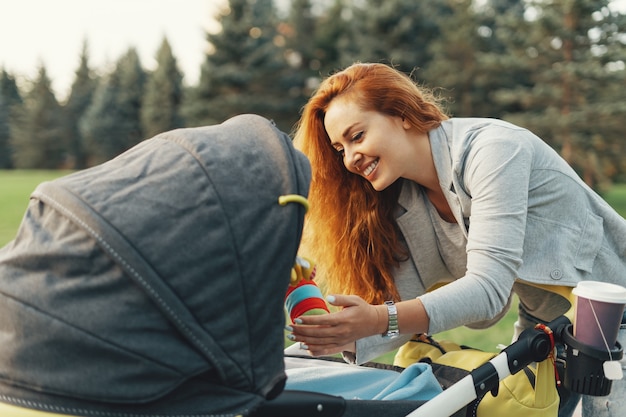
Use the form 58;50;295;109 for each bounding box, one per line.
351;131;363;142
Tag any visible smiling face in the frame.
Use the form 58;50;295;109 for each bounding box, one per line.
324;96;420;191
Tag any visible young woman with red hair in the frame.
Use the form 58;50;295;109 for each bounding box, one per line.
287;63;626;417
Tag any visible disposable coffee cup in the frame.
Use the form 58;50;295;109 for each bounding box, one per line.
572;281;626;351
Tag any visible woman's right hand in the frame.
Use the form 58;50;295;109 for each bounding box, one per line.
286;294;387;356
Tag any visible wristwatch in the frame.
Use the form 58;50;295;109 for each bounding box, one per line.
383;300;400;338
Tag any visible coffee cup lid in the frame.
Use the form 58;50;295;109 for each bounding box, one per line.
573;281;626;304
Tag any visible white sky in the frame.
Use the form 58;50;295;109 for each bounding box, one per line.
1;0;625;102
0;0;225;101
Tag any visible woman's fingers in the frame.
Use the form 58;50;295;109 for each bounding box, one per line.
286;295;383;354
287;314;351;350
325;294;365;308
305;341;356;357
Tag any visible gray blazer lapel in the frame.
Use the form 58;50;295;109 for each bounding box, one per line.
396;181;455;292
429;122;469;238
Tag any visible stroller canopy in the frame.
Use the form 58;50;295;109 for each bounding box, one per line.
0;114;311;416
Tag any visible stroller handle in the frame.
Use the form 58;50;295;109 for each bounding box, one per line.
406;315;572;417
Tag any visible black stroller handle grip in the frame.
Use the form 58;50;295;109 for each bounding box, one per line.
502;315;572;375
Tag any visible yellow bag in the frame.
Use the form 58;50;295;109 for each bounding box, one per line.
394;335;560;417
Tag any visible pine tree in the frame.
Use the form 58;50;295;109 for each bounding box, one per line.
0;95;9;169
420;0;527;118
64;41;97;169
491;0;626;189
0;69;22;110
284;0;316;73
282;0;318;109
421;0;483;116
81;48;146;165
141;37;185;138
342;0;448;75
0;69;23;169
10;65;65;169
117;47;146;144
187;0;302;132
473;0;532;117
308;0;353;77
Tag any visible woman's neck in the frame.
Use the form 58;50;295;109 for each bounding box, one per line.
425;187;455;223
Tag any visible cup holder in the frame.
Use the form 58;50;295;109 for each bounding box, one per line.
562;324;623;396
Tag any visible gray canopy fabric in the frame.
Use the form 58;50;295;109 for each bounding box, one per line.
0;114;311;416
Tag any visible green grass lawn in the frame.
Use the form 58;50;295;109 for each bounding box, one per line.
0;170;73;246
3;171;626;363
603;185;626;217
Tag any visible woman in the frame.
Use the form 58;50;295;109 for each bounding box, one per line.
287;62;626;416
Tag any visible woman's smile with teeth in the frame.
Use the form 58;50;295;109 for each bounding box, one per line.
363;159;378;176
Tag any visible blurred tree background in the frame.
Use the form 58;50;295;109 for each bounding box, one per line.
1;0;625;191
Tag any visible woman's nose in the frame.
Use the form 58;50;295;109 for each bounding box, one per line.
344;148;361;170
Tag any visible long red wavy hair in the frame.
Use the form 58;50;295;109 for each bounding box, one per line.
293;63;448;304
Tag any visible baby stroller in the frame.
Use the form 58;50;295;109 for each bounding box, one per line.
0;114;311;416
0;114;621;417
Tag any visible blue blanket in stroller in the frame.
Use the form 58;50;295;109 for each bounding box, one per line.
284;356;443;401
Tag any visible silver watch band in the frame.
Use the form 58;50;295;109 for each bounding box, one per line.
384;300;399;338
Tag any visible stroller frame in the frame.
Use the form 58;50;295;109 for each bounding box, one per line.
253;315;623;417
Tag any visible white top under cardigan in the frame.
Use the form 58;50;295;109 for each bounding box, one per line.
348;118;626;365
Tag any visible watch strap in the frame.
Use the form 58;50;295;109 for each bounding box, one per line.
384;300;399;338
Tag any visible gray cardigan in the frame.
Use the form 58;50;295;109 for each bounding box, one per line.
352;118;626;364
